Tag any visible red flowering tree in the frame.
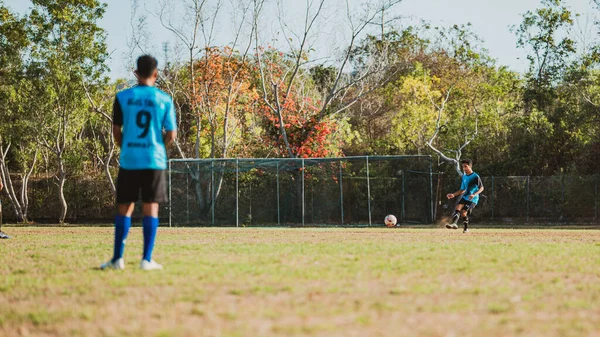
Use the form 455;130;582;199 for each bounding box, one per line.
258;88;338;158
252;47;341;158
252;0;400;158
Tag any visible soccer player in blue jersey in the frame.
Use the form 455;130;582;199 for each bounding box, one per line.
446;159;484;233
101;55;177;270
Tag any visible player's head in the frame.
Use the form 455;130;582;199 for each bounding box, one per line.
135;55;158;85
461;158;473;174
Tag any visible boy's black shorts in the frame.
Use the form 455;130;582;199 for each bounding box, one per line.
116;169;167;204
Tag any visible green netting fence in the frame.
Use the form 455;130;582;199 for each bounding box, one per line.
0;160;597;225
167;156;434;227
436;174;600;223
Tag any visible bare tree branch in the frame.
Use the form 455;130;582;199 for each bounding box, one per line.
82;80;113;122
424;82;463;176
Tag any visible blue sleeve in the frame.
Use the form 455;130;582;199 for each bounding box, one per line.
164;98;177;131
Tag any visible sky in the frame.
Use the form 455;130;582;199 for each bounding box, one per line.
4;0;597;79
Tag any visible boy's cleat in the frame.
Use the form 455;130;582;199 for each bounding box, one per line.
463;228;469;233
100;258;125;270
0;231;10;239
140;259;163;270
446;224;459;230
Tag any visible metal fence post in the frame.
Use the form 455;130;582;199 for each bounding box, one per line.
401;170;405;222
339;160;344;225
211;160;215;226
302;159;305;227
168;160;172;227
595;178;598;222
311;180;314;224
491;176;495;220
561;175;565;220
277;161;281;226
186;170;189;225
429;156;434;223
526;176;530;223
236;159;239;228
366;156;372;226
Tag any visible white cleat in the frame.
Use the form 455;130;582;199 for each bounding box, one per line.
446;224;459;230
463;228;469;233
140;259;163;270
100;258;125;270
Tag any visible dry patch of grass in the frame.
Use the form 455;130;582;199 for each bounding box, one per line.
1;227;600;336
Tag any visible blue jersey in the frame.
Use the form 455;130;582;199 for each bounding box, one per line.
113;85;177;170
460;172;483;204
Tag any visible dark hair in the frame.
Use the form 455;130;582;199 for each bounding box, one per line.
136;55;158;78
461;159;473;166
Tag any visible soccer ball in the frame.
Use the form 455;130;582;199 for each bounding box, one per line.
384;214;397;227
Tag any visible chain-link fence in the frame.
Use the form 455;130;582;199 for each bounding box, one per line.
1;166;598;225
436;175;600;223
167;156;434;227
0;175;115;223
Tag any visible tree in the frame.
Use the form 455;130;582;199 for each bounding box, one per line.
253;0;401;158
150;0;258;216
509;0;600;174
342;27;430;155
27;0;108;223
191;46;259;212
418;26;502;176
514;0;576;110
0;3;38;222
83;80;120;195
155;0;223;160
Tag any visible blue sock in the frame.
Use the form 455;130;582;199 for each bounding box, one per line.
142;216;159;262
112;215;131;262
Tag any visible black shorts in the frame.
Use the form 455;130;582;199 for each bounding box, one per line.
116;169;168;204
457;198;476;213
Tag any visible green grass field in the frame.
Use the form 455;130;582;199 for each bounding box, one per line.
1;227;600;337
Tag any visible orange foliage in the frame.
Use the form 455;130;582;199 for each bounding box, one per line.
192;46;258;110
256;48;340;158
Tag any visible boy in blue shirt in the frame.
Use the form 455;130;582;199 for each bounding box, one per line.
446;159;484;233
101;55;177;270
